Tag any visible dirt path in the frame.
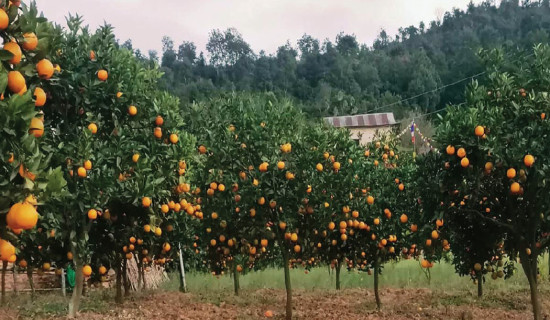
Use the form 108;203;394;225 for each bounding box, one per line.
61;287;541;320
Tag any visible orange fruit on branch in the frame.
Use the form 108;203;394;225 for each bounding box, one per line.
474;126;485;137
97;69;108;81
4;42;22;64
0;10;9;30
22;32;38;51
34;87;47;107
29;118;44;138
7;71;25;93
36;59;54;79
82;265;92;277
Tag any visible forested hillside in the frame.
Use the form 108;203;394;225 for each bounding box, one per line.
146;0;550;118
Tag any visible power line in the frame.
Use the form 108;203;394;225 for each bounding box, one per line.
368;71;486;113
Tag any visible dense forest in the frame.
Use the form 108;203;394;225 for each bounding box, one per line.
126;0;550;119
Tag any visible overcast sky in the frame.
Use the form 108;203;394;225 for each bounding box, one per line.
34;0;482;56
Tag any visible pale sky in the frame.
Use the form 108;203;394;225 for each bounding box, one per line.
34;0;481;57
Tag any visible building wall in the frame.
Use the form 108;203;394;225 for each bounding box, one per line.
348;126;394;145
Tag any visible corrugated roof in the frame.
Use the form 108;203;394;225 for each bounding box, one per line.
324;112;397;128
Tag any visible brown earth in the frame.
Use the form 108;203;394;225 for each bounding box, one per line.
0;287;544;319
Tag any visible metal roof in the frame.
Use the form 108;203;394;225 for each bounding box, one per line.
324;112;397;128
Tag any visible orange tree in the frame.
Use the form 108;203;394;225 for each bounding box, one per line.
304;124;366;290
0;0;65;294
431;44;550;320
184;93;310;319
414;151;507;297
349;136;421;310
38;16;194;315
182;96;274;296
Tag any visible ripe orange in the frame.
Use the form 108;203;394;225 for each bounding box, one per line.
161;204;169;214
431;230;439;239
87;209;97;220
8;71;25;93
0;240;15;261
7;202;38;230
316;163;323;172
264;310;273;318
144;224;151;233
155;115;164;126
524;154;535;167
77;167;86;177
84;160;92;170
421;259;430;268
97;69;108;81
510;182;520;194
198;145;207;154
82;265;92;277
4;42;22;64
446;145;455;155
367;196;374;205
456;148;466;158
132;153;140;163
116;91;123;98
29;118;44;138
507;168;516;179
277;161;285;170
154;127;162;139
474;263;482;272
411;224;418;232
398;183;405;191
460;157;469;168
169;133;178;144
34;87;47;107
19;259;27;268
259;162;269;172
22;32;38;51
400;214;408;223
142;197;151;207
373;218;380;225
474;126;484;137
436;219;444;227
0;10;9;30
155;227;162;236
293;244;301;253
88;123;98;134
128;105;137;116
99;266;107;275
163;242;171;252
36;59;54;79
333;161;341;171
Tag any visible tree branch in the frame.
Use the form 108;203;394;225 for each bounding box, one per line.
461;208;516;232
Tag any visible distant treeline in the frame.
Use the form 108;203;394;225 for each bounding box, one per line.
121;0;550;119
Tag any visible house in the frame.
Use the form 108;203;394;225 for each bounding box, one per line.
324;112;398;145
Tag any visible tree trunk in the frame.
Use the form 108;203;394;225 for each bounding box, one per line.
282;248;292;320
233;262;240;296
68;259;83;318
1;261;7;304
115;256;123;304
374;258;381;310
335;259;341;290
178;243;186;293
123;258;130;297
26;266;35;300
135;256;143;291
477;272;483;297
12;266;17;296
521;253;542;320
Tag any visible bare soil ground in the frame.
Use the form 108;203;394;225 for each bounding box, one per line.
1;287;542;320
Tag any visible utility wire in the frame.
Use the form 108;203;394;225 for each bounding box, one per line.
368;71;486;114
